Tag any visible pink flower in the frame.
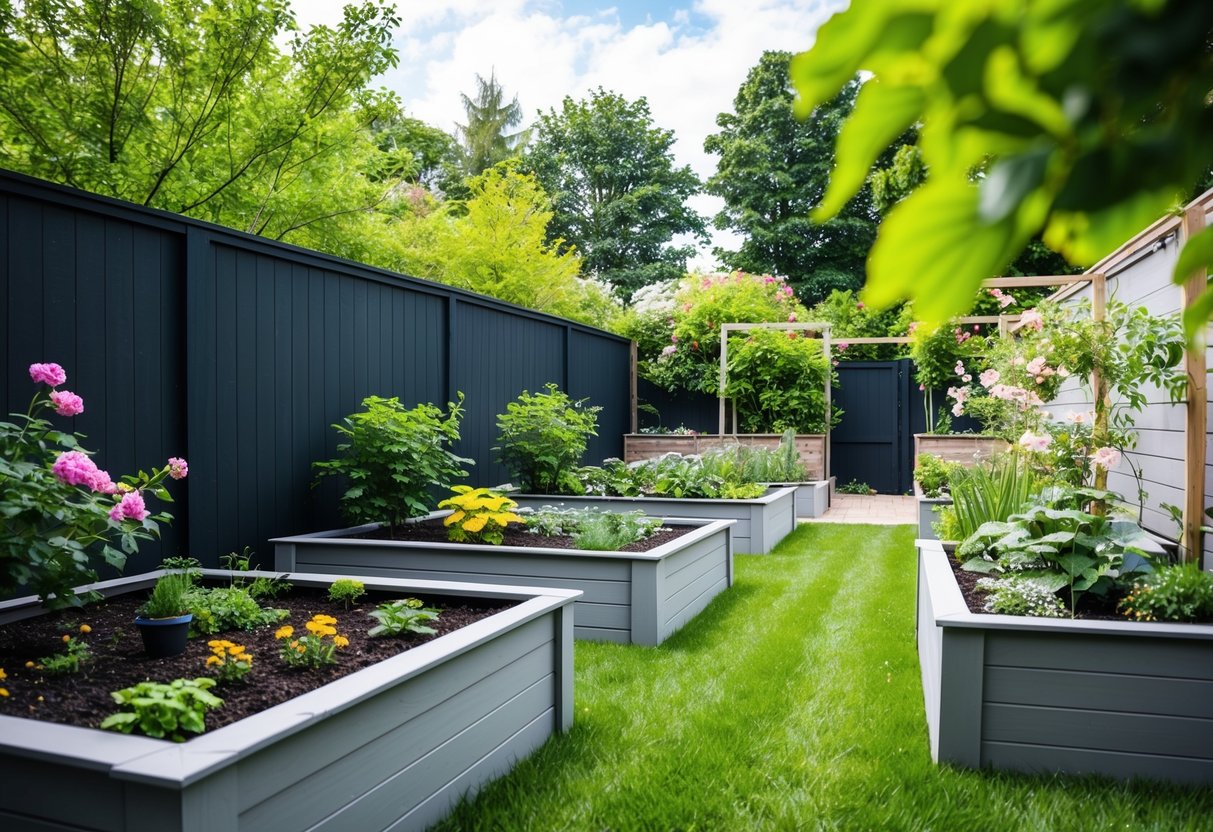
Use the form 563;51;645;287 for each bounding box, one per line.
660;345;677;359
954;361;966;376
1020;309;1044;331
1065;411;1087;424
837;343;848;352
1025;357;1049;376
856;302;865;310
952;403;965;417
52;451;99;487
1057;365;1071;378
918;384;925;391
947;386;969;404
989;288;1015;308
1091;447;1121;470
167;457;189;480
764;276;776;284
1018;432;1052;453
90;469;117;494
979;369;1000;388
788;313;797;323
962;374;972;382
671;333;678;343
49;390;84;417
29;362;66;387
109;491;149;523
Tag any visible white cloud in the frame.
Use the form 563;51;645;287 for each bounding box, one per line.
288;0;845;270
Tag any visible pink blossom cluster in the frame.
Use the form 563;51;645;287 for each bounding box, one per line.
947;385;970;417
659;345;677;359
954;327;974;345
30;362;84;416
1018;431;1052;452
1090;447;1121;470
51;451;116;494
953;361;972;383
989;288;1015;309
979;368;1000;388
1019;309;1044;331
168;457;189;480
49;390;84;416
988;383;1044;410
1064;411;1090;425
109;491;149;523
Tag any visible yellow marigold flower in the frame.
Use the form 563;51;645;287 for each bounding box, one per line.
227;644;244;655
293;642;306;653
0;688;8;698
207;640;223;648
237;653;252;664
463;514;488;533
24;661;34;669
205;655;222;667
78;624;91;634
312;614;337;625
275;626;294;640
61;634;71;643
333;635;349;648
443;509;466;527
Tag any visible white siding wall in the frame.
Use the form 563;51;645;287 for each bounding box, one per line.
1037;216;1213;568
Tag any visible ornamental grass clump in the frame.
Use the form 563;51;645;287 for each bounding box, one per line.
313;394;472;536
276;615;349;669
1;361;187;608
495;384;600;494
438;486;523;545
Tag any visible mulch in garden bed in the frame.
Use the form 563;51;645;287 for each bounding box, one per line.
0;583;514;735
363;517;689;552
948;555;1130;621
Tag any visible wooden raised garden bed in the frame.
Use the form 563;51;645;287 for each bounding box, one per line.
916;539;1213;785
0;569;578;832
913;434;1008;469
624;433;826;481
275;517;734;646
510;486;797;555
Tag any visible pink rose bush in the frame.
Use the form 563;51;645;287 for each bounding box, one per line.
2;362;187;608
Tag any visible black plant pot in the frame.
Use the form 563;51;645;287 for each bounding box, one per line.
134;613;193;658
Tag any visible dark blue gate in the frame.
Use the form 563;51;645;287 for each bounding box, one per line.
831;361;913;493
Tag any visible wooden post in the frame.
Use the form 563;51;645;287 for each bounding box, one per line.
1181;207;1208;564
629;340;638;434
718;326;728;436
1089;273;1110;510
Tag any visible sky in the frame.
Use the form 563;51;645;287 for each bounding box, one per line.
288;0;847;269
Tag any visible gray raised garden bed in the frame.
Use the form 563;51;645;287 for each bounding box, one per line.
764;480;831;518
916;539;1213;785
0;569;578;832
914;488;951;540
275;516;735;645
510;486;797;555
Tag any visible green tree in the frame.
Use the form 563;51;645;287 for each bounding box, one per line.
705;53;877;304
524;88;707;300
369;110;460;188
0;0;401;250
789;0;1213;331
455;72;527;178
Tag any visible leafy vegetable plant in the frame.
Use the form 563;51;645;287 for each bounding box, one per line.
495;384;600;494
314;395;472;535
100;678;223;742
367;598;441;638
37;634;91;675
572;510;664;551
186;585;288;635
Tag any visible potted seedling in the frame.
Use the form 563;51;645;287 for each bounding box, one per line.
134;559;198;658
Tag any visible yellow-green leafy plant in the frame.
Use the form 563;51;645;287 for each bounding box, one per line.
328;578;366;610
275;615;349;669
438;486;523;545
204;639;253;684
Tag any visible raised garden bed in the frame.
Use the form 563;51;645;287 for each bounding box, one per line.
275;516;735;645
624;433;826;481
766;480;831;518
0;569;578;831
916;539;1213;785
510;486;797;555
913;434;1007;469
914;485;951;540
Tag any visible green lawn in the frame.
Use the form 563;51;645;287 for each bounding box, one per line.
436;523;1213;831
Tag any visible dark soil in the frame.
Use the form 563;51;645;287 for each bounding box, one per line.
364;517;689;552
0;584;513;736
947;556;1128;621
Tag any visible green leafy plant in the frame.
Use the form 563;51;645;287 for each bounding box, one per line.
571;510;663;551
1120;565;1213;623
139;569;197;619
217;547;289;600
975;575;1067;618
328;578;366;610
958;487;1158;612
100;678;223;742
37;634;91;675
723;328;838;434
367;598;441;638
1;362;186;609
946;455;1038;541
313;394;472;536
275;615;349;669
914;453;960;499
495;384;600;494
185;585;288;635
837;480;874;495
204;639;253;684
437;486;523;545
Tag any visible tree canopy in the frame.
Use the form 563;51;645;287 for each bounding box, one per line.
455;72;527;178
705;53;878;305
789;0;1213;331
524;88;707;300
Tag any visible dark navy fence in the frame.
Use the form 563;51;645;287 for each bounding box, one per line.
0;170;631;570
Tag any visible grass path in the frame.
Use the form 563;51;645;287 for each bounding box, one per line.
436;524;1213;831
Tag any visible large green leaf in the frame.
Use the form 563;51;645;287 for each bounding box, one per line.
813;81;925;221
864;178;1026;321
1043;187;1180;266
789;0;899;114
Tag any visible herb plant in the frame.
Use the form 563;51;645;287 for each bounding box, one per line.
37;634;91;675
186;585;288;635
1120;565;1213;623
438;486;523;545
328;578;366;610
275;615;349;669
572;511;663;551
368;598;441;637
204;640;253;684
495;385;601;494
314;394;472;535
100;678;223;742
139;569;196;619
914;453;960;498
